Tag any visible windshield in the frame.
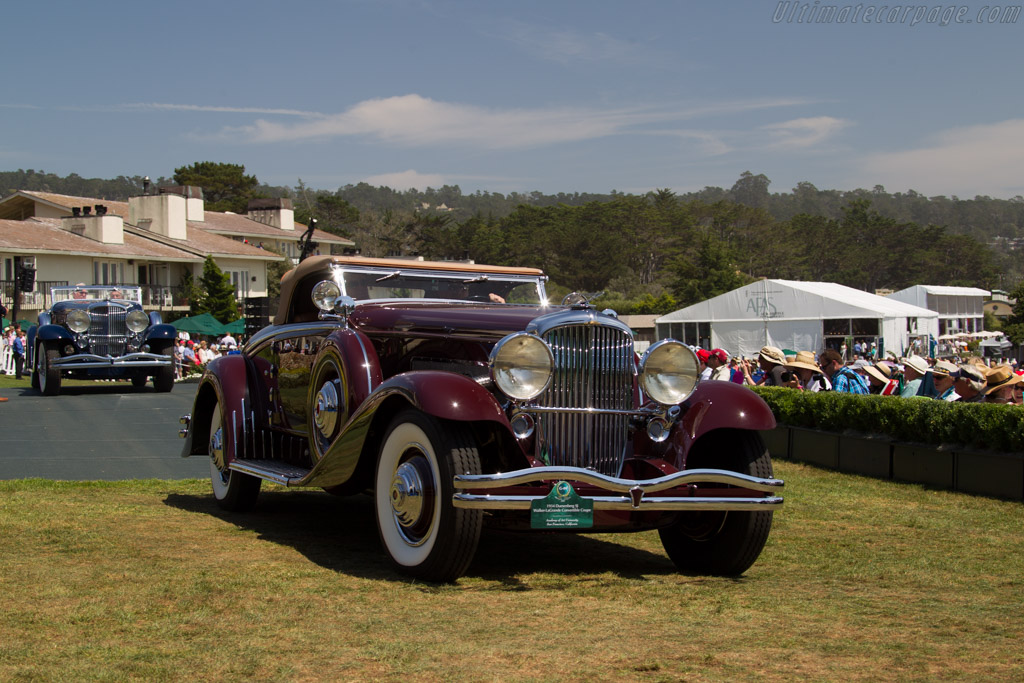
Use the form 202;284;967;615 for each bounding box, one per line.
51;286;142;304
338;268;546;305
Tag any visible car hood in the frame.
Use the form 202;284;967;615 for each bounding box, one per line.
348;301;556;340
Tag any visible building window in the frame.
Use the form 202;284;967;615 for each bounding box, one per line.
94;260;124;285
227;270;250;299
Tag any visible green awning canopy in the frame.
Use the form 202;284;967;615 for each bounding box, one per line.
222;318;245;334
171;312;229;336
2;318;34;330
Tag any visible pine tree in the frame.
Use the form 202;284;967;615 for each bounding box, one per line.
193;256;240;322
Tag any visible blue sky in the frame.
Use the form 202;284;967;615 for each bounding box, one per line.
3;0;1022;198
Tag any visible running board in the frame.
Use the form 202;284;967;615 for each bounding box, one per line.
229;458;312;486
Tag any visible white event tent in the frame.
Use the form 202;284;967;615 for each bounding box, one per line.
655;279;940;359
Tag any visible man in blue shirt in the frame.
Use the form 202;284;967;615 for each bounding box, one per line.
12;324;26;379
818;349;869;394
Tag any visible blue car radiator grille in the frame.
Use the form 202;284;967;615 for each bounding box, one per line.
89;306;128;356
537;324;634;476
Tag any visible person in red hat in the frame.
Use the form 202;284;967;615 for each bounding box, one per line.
696;348;712;380
707;348;731;381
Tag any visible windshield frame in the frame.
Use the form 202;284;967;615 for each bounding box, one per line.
331;265;549;305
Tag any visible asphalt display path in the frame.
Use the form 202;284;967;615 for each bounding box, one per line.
0;381;210;480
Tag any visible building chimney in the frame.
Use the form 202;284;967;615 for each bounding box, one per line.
128;193;188;240
62;211;124;244
158;185;205;222
247;197;295;231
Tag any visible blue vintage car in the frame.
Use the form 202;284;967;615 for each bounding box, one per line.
27;285;177;395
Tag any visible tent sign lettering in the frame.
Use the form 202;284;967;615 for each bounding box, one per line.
746;297;783;318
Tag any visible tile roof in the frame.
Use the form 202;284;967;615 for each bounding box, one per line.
198;210;354;245
0;217;199;260
2;191;282;262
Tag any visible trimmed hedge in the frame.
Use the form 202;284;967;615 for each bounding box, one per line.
752;387;1024;453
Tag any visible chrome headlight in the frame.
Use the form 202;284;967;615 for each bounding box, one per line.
640;340;700;405
66;309;90;334
490;333;553;401
312;280;341;312
126;310;149;333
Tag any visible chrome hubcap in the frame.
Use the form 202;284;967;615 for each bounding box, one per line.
389;455;434;545
210;425;226;473
313;380;341;438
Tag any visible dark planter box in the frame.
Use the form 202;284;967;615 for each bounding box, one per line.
789;427;839;469
760;426;791;460
955;450;1024;501
838;433;892;479
892;443;954;489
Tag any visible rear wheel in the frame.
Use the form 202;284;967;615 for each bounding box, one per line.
374;409;482;582
659;430;774;576
208;400;261;511
37;344;61;396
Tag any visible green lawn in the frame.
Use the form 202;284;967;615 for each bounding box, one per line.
1;462;1021;681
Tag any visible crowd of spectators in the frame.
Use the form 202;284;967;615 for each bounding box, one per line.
691;343;1023;405
172;333;242;380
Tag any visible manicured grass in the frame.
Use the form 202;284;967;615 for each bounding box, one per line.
1;463;1022;681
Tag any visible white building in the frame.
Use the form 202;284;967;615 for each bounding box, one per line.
886;285;989;336
0;188;354;319
656;279;940;360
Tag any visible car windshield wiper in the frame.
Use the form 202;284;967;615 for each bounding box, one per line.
375;271;401;282
462;275;489;283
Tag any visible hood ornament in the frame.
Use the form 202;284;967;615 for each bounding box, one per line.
561;291;605;309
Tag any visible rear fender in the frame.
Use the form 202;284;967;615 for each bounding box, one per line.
303;371;510;489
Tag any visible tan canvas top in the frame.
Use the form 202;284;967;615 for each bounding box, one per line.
274;255;545;325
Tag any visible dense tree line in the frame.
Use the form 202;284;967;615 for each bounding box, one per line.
2;166;1014;312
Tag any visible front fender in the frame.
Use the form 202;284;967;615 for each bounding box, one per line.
302;371;509;489
143;323;177;343
674;381;776;463
34;324;75;343
180;354;252;461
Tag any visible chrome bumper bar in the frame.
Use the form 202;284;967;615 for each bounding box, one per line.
51;352;172;369
452;466;784;511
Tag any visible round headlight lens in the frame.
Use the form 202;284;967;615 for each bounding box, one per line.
67;309;90;333
640;340;700;405
490;333;553;401
311;280;341;312
126;310;149;333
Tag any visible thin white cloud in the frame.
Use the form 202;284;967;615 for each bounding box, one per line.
362;170;445;191
760;116;851;149
120;103;323;117
493;20;660;65
211;93;826;151
859;119;1024;197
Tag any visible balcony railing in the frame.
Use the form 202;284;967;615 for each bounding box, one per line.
1;281;189;312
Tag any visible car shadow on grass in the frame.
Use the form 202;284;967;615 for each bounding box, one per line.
163;488;679;585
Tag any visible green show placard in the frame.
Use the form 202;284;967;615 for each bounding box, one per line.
530;481;594;529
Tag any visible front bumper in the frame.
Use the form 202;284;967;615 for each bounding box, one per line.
50;352;173;370
453;466;784;511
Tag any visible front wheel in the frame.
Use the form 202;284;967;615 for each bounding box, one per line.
37;344;61;396
207;400;261;511
659;430;775;576
153;345;174;393
374;409;482;582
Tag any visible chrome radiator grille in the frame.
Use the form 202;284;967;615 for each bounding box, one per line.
536;324;634;476
89;305;128;356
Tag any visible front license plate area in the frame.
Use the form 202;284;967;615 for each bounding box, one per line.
530;481;594;529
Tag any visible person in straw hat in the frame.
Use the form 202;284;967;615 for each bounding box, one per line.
863;361;899;395
952;364;987;403
742;345;788;386
984;365;1023;404
899;355;929;398
929;360;959;401
784;350;831;392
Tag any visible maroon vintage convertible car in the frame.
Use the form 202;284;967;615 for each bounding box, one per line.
179;255;783;581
